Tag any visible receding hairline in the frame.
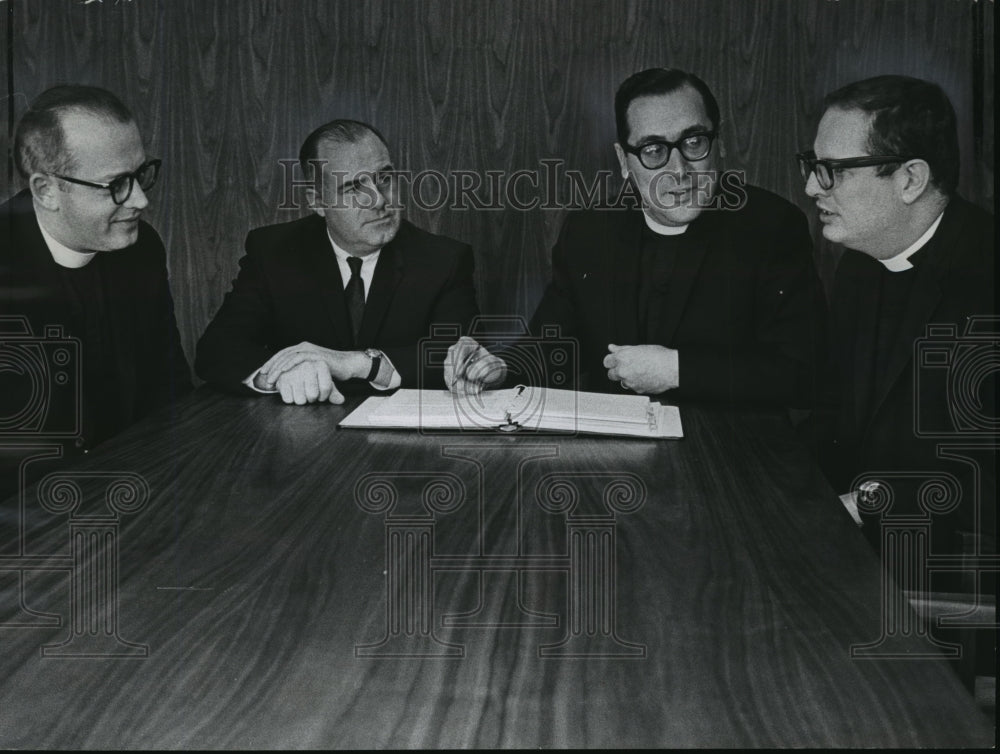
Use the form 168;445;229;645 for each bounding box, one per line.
624;85;713;125
298;120;390;174
60;109;141;169
19;105;138;178
314;129;387;156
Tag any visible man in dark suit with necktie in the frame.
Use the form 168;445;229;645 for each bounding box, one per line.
446;67;826;408
1;85;191;498
195;119;479;404
798;75;995;566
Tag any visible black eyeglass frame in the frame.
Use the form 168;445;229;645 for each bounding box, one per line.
622;131;717;170
795;150;917;191
52;158;162;205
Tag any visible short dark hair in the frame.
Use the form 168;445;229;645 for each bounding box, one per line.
14;84;134;180
823;75;959;195
298;119;389;177
614;68;721;146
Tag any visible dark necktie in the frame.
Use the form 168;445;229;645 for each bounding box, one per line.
345;256;365;341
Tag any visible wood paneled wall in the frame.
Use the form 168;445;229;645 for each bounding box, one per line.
2;0;993;368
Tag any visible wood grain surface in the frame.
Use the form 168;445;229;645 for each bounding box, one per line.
0;389;992;748
1;0;993;368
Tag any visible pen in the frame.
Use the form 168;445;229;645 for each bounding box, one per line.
458;346;477;381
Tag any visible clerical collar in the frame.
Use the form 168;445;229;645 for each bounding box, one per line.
880;210;945;272
326;230;381;267
642;211;689;236
36;214;97;269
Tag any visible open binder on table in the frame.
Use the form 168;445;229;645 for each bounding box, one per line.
339;385;683;438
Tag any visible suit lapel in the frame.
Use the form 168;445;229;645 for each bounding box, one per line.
610;211;643;344
301;220;355;347
357;239;404;347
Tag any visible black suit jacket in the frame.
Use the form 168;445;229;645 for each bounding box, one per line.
528;185;826;406
0;189;192;454
194;214;478;391
821;196;995;550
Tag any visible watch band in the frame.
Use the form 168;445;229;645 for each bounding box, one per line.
364;349;382;382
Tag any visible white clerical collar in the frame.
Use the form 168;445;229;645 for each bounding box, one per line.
326;230;382;267
880;210;945;272
642;211;689;236
36;214;97;269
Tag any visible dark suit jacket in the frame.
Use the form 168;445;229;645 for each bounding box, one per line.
819;196;995;553
0;189;192;458
194;214;478;392
527;185;826;407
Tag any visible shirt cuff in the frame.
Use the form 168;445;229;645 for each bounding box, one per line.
668;347;680;389
245;368;278;394
838;491;863;527
246;353;400;392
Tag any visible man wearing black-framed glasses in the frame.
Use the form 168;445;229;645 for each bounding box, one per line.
448;67;825;410
50;158;162;208
799;75;995;581
0;84;191;485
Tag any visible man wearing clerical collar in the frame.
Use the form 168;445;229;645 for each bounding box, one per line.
194;119;478;405
0;85;191;475
448;67;826;408
798;75;995;566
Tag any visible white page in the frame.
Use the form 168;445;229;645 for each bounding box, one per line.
340;386;682;438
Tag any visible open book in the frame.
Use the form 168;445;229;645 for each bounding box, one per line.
339;386;683;439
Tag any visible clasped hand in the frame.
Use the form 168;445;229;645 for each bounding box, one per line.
603;344;679;394
255;342;368;405
444;336;507;394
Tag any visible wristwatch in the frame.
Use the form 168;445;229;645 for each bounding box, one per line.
364;348;383;382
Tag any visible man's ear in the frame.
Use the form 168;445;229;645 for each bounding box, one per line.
29;173;60;211
898;159;932;205
613;143;629;181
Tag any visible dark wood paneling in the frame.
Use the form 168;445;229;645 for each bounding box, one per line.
2;0;991;365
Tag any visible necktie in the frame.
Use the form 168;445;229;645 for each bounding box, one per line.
345;256;365;342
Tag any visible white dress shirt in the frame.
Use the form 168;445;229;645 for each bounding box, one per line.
244;230;400;392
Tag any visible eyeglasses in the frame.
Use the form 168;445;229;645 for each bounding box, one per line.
622;131;716;170
52;159;161;205
795;150;915;191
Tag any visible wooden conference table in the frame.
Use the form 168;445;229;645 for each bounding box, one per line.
0;388;993;748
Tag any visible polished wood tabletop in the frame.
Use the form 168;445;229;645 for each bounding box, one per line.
0;388;993;748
